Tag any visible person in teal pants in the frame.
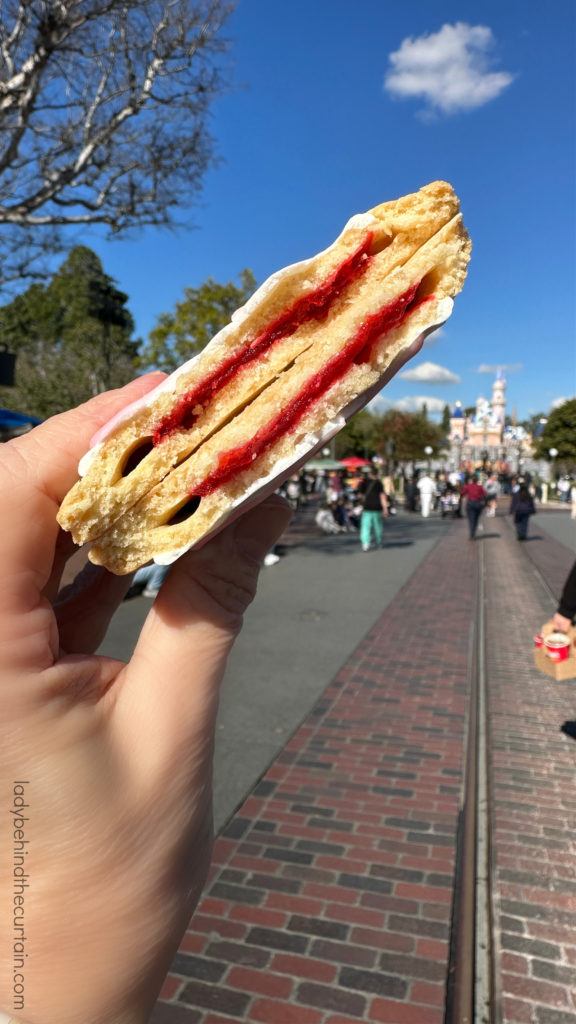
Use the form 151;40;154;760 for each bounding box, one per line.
358;467;389;550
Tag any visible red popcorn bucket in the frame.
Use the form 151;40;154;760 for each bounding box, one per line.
544;633;571;663
534;634;544;649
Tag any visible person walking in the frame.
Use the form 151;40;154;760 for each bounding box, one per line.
553;561;576;632
358;467;388;551
461;473;487;540
510;481;536;540
484;472;499;516
404;476;418;512
417;472;437;518
558;476;571;503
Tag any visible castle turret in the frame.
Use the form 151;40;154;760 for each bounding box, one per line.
450;401;466;440
492;370;506;427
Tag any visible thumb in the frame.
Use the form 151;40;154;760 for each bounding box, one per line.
112;495;291;771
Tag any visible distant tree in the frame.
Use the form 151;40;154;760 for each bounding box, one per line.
0;0;234;284
464;405;476;418
441;403;451;435
533;399;576;470
139;270;257;372
334;410;379;459
0;246;138;417
372;409;443;465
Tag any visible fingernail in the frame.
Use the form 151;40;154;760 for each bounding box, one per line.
233;496;292;563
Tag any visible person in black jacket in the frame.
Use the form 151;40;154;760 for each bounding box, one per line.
554;561;576;632
510;481;536;540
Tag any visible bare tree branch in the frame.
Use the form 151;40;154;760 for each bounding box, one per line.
0;0;234;282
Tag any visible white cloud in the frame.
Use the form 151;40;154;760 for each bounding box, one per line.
368;394;448;415
476;363;523;374
384;22;514;116
399;360;460;384
550;395;574;410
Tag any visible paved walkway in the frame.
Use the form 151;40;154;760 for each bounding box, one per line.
150;510;576;1024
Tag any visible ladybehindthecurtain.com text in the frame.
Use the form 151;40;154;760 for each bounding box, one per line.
10;781;30;1012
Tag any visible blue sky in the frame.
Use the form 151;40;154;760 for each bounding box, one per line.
87;0;575;423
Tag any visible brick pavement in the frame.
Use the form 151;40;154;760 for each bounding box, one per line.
151;522;476;1024
149;511;576;1024
483;522;576;1024
507;512;574;601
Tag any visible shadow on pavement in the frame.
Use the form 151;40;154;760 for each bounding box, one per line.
278;534;415;556
474;532;501;540
561;721;576;741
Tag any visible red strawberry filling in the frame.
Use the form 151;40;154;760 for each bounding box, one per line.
153;232;375;444
191;283;432;498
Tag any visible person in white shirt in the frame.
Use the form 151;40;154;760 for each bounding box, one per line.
559;477;571;503
417;473;437;518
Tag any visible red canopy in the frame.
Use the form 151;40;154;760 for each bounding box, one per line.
340;456;372;468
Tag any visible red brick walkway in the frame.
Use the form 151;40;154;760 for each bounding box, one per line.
483;522;576;1024
151;524;476;1024
150;512;576;1024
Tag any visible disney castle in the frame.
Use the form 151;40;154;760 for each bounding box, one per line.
449;371;532;473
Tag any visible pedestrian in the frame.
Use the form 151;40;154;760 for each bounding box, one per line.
315;470;327;499
417;472;437;518
484;472;499;516
358;467;388;551
553;561;576;632
315;503;342;534
461;473;487;540
510;481;536;540
404;476;418;512
286;473;302;510
333;495;357;531
327;472;342;503
558;476;570;503
126;561;171;599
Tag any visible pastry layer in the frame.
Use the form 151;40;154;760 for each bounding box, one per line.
88;208;470;573
57;181;464;545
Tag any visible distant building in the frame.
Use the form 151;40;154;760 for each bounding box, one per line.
449;371;533;474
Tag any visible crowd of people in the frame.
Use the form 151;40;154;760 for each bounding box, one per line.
126;465;574;587
272;462;573;551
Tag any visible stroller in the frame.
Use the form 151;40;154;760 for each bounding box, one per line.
440;490;462;518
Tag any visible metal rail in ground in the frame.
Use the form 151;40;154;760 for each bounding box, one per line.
445;520;563;1024
445;539;494;1024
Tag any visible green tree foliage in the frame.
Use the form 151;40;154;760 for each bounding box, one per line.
139;270;257;372
334;410;379;459
0;246;138;418
533;399;576;469
373;409;444;464
335;407;444;464
441;403;451;435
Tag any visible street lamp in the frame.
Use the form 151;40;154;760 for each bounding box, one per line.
549;448;558;492
424;445;433;473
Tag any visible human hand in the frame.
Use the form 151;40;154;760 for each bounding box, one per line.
0;378;291;1024
552;612;572;633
